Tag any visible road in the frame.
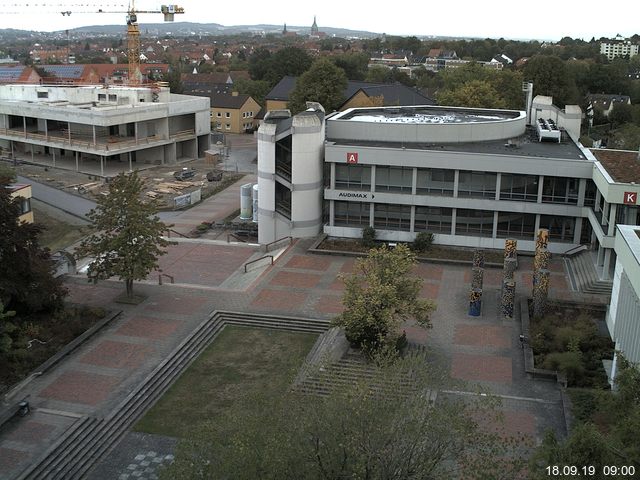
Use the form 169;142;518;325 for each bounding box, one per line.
19;175;96;221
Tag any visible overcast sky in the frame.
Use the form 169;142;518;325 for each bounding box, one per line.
1;0;638;41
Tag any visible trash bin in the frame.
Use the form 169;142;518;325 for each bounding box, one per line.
18;401;30;417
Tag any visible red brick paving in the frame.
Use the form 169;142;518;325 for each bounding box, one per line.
80;340;152;369
413;263;443;281
39;371;120;406
116;316;182;340
454;325;511;349
0;447;25;471
403;325;429;344
463;269;504;286
339;259;356;273
3;421;55;444
475;410;537;440
143;295;208;315
250;289;308;311
314;295;344;315
328;276;346;291
270;271;322;289
451;353;512;383
420;282;440;300
285;255;331;271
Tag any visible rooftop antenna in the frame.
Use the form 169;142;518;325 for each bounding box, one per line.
522;81;533;125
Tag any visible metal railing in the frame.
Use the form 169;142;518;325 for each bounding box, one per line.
227;233;247;243
264;236;292;252
244;255;273;273
165;228;189;239
0;128;162;151
158;273;175;285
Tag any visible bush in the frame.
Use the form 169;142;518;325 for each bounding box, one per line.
196;222;210;233
412;232;434;253
543;351;585;385
361;226;376;248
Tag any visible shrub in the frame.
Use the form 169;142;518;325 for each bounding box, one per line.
543;351;585;385
361;226;376;248
412;232;434;253
196;222;210;233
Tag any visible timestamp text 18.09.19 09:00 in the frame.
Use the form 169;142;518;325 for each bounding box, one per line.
546;465;636;476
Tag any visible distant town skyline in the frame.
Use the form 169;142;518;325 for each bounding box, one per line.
1;0;638;41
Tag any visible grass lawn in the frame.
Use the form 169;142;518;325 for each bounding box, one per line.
134;326;318;438
33;206;87;251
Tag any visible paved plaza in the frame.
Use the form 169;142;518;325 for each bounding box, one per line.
0;228;592;478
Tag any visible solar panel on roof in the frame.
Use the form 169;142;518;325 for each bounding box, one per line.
41;65;84;79
0;67;24;81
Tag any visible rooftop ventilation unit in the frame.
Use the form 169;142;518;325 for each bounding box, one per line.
536;118;561;143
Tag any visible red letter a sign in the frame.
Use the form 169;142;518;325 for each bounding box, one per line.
346;152;358;164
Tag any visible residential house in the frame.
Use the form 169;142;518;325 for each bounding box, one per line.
210;92;260;133
587;94;632;117
0;66;41;85
600;35;639;60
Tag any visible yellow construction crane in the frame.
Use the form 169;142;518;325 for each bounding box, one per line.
9;3;184;85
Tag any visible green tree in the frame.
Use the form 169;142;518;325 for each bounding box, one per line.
365;65;394;83
264;46;312;85
523;55;579;106
0;177;66;313
75;172;172;298
0;301;17;354
232;78;271;106
438;79;506;109
609;102;633;127
333;244;436;357
162;356;526;480
288;58;347;114
331;52;369;80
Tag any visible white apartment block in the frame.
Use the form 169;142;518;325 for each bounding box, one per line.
600;38;639;60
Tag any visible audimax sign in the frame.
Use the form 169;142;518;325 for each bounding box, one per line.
337;191;372;199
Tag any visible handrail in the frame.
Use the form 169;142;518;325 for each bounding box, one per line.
562;244;588;258
227;233;246;243
158;273;175;285
244;255;274;273
264;236;293;252
165;228;189;239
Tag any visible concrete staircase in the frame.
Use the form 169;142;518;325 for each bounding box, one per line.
17;311;329;480
564;251;613;296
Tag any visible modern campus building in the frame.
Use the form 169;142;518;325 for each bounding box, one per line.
8;183;33;224
0;84;211;176
607;224;640;380
257;98;640;282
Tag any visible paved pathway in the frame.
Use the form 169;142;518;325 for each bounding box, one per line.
0;239;598;479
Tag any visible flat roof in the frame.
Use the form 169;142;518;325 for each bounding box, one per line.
335;105;521;124
329;127;587;161
590;149;640;183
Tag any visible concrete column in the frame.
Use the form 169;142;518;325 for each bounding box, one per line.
52;148;56;167
369;202;374;227
595;189;602;212
492;211;498;238
100;156;104;177
597;244;605;267
608;204;618;236
44;119;48;141
30;144;34;162
134;123;139;144
453;170;460;198
534;214;541;238
92;125;97;146
577;178;586;207
574;217;583;244
627;206;638;224
451;208;457;236
603;249;612;280
75;151;79;171
129;151;133;172
68;122;71;143
330;162;335;189
537;175;544;203
602;200;610;228
410;205;416;233
23;116;26;137
10;141;14;159
370;165;376;193
329;200;335;226
495;173;501;200
411;167;417;195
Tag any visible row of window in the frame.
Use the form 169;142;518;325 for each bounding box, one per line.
215;123;231;130
333;201;575;242
334;165;581;205
215;111;256;118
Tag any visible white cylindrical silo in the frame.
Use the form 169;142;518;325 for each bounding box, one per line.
240;183;253;220
252;183;258;223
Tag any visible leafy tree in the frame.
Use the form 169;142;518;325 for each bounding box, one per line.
165;64;183;94
523;55;579;106
248;47;272;81
412;232;434;253
333;244;436;357
0;177;67;313
258;46;312;86
438;79;506;109
162;356;526;480
361;226;376;248
288;58;347;114
609;102;633;127
232;78;271;106
75;172;172;298
0;301;17;354
331;52;369;80
365;65;394;83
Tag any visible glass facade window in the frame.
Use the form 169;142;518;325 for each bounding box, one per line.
375;166;413;193
496;212;536;239
335;164;372;191
540;215;575;243
455;209;494;237
457;171;497;199
499;174;538;202
416;168;454;196
542;176;578;204
414;206;452;234
334;201;370;227
584;179;597;207
374;203;411;231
